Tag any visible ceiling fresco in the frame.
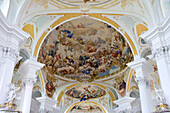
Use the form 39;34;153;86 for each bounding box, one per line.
65;84;106;100
38;17;133;82
68;101;104;113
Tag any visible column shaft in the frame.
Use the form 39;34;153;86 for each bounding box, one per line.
156;57;170;105
137;78;152;113
147;83;154;111
22;78;35;113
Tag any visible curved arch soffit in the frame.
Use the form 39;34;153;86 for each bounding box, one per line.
65;101;108;113
38;70;46;94
126;69;134;93
33;13;138;59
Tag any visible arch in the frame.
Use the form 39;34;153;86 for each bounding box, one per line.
57;83;116;107
126;69;134;92
38;70;45;94
65;101;108;113
33;13;138;59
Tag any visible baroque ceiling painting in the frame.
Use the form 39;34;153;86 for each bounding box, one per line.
65;84;106;101
68;101;104;113
38;17;133;83
1;0;168;112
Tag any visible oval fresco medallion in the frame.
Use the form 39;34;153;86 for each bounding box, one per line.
38;17;133;81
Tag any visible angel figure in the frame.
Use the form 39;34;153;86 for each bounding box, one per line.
6;84;20;103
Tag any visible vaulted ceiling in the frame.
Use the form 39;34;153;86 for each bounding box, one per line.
7;0;168;111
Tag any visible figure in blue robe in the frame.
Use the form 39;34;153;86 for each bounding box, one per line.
80;93;89;101
62;30;73;38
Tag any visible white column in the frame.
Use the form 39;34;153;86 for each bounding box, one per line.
147;81;154;111
36;96;56;113
18;58;44;113
114;96;135;113
135;77;153;113
0;11;29;105
127;58;153;113
141;14;170;105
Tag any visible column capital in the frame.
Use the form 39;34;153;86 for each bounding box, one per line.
0;46;19;60
135;77;150;86
153;45;169;60
24;77;36;85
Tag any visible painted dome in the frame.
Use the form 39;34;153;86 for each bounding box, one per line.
38;17;133;81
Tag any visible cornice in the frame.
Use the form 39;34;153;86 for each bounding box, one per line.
18;57;44;76
114;96;135;105
141;13;170;43
127;58;153;75
0;11;30;47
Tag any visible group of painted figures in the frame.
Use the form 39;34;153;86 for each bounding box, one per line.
70;104;102;113
66;85;106;101
38;18;133;97
38;18;133;80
